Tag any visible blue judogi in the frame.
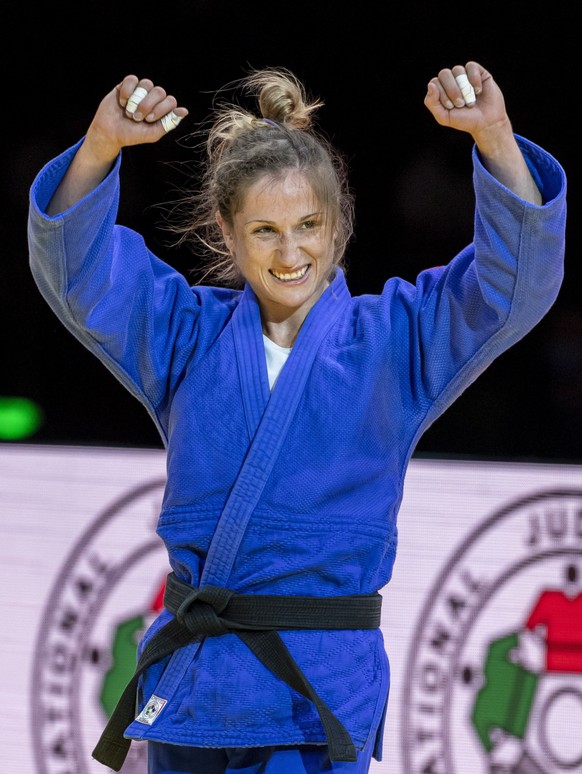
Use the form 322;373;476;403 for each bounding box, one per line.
27;134;566;767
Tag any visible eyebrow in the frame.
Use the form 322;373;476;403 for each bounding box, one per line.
245;211;323;226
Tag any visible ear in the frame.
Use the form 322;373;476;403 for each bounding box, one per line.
215;211;234;251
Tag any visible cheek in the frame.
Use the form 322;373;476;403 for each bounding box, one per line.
241;236;272;261
317;241;336;265
233;244;266;275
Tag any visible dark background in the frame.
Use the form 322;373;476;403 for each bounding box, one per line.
4;1;581;463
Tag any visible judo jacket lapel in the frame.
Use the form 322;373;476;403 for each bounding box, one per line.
201;267;350;588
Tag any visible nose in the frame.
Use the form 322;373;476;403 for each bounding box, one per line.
276;232;304;266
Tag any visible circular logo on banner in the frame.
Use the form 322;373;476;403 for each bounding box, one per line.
30;478;168;774
401;489;582;774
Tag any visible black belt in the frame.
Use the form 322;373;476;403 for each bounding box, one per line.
92;572;382;770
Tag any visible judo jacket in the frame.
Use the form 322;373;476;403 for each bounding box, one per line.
27;134;566;761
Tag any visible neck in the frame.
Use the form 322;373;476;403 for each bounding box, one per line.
259;295;318;348
262;318;300;348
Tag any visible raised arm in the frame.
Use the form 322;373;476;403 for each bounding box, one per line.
424;60;541;205
47;75;189;215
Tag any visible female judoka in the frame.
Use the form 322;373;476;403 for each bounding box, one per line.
27;60;566;773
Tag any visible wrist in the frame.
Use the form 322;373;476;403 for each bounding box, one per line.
82;126;122;166
471;117;515;159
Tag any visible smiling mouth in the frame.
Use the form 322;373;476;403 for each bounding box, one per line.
270;265;309;282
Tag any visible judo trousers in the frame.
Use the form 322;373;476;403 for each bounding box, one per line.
148;741;375;773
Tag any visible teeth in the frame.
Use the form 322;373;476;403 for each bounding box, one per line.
271;266;308;281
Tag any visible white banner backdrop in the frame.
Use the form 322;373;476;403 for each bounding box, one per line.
1;443;581;773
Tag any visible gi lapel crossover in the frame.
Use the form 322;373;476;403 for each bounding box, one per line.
202;267;351;588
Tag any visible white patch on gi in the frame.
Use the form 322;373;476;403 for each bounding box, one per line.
135;694;168;725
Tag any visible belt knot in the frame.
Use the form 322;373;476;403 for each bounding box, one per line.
175;584;235;636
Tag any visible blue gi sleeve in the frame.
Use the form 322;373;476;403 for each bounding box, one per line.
385;134;566;432
27;139;205;445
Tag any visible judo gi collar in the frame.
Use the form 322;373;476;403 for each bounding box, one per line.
211;266;351;589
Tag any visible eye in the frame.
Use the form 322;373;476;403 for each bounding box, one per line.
299;219;318;231
253;225;276;235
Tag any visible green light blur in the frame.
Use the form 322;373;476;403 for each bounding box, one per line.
0;397;44;440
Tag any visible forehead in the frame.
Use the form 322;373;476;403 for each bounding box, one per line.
238;170;319;218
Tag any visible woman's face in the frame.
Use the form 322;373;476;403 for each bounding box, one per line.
217;170;335;324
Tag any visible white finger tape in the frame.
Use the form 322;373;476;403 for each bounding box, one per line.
455;73;476;105
161;111;183;133
126;86;149;114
